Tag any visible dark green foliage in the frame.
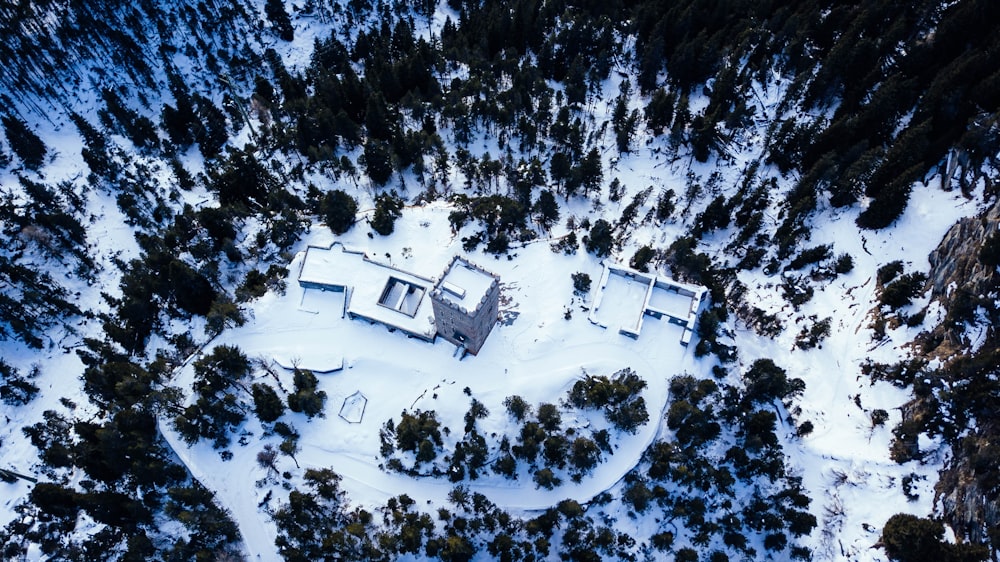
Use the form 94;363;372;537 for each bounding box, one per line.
880;272;928;309
882;514;988;562
209;146;277;209
485;231;510;255
503;395;531;421
463;399;489;433
655;189;676;222
794;317;832;350
274;469;379;560
584;219;614;257
371;191;404;236
81;357;160;411
2;114;47;169
694;306;734;361
878;261;906;286
71;112;116;181
30;483;78;521
321;189;358;234
568;368;649;433
536;403;561;431
532;189;560;230
252;383;285;423
287;369;327;419
645;89;675;135
0;359;38;405
667;398;720;447
449;194;528;250
856;180;913;229
787;245;832;270
872;409;890;427
0;257;81;348
979;232;1000;268
174;345;251;448
739;410;779;452
664;235;715;290
629;245;655;272
834;253;855;274
650;530;674;551
168;259;218;316
742;359;804;408
265;0;294;41
99;89;160;151
163;483;241;556
571;272;591;296
364;138;394;185
390;410;442;462
533;468;560;490
192;94;229;159
569;437;601;475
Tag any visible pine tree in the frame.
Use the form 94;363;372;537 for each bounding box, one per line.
265;0;294;41
363;138;394;186
532;190;559;230
320;190;358;234
2;114;47;169
252;383;285;423
371;191;404;235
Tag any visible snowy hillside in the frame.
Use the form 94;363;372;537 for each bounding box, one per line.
1;0;999;561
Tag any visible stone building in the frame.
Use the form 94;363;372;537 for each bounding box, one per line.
429;256;500;355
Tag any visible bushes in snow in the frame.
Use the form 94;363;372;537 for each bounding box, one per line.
571;272;592;296
381;410;444;472
879;272;928;309
174;345;251;448
0;360;39;406
567;368;649;433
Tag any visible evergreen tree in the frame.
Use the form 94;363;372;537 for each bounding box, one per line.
252;383;285;423
320;189;358;234
371;191;404;236
2;114;47;169
532;190;560;230
363;138;394;186
585;219;614;257
265;0;294;41
287;369;326;419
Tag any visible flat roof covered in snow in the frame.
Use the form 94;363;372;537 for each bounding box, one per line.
436;258;496;311
297;244;437;339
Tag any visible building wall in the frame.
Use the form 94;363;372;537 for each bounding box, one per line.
431;277;500;355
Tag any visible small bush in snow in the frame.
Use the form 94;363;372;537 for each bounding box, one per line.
571;271;591;295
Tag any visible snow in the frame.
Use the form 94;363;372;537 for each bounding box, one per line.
435;258;496;312
161;204;696;560
648;284;695;319
731;182;986;559
297;242;438;340
1;8;994;560
590;268;650;333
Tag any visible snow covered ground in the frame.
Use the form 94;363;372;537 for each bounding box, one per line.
1;4;992;559
163;202;699;559
156;176;982;560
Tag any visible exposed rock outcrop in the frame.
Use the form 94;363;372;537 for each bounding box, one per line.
921;198;1000;357
916;197;1000;553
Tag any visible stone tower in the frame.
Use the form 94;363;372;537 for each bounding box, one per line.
430;256;500;355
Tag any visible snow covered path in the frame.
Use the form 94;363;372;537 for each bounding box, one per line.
161;206;698;560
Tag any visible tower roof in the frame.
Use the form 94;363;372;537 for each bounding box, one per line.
433;257;498;313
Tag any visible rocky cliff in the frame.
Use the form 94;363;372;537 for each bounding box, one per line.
918;197;1000;551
